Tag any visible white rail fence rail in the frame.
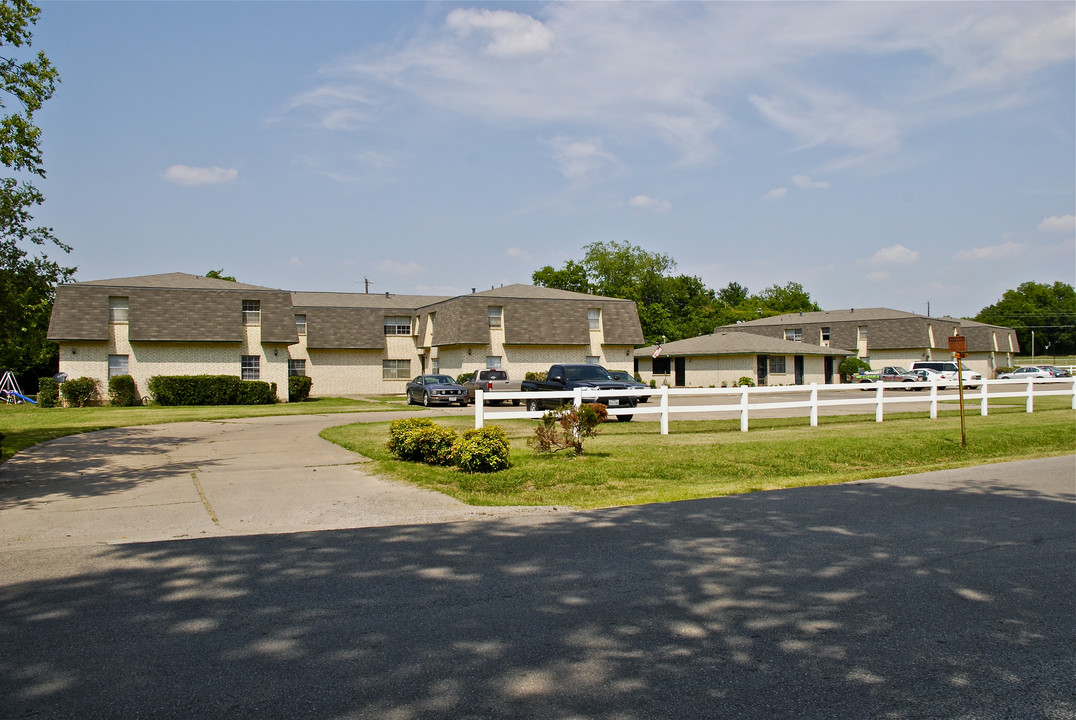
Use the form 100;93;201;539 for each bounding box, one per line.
474;378;1076;436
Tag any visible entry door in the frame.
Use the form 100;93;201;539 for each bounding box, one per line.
674;358;686;387
756;355;768;386
824;356;834;384
794;356;805;385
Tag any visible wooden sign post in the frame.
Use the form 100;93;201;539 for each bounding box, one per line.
948;336;968;447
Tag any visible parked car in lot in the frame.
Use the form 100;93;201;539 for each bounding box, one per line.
852;365;924;388
462;369;522;405
520;363;638;421
907;368;946;387
607;370;650;402
406;375;468;407
909;360;982;388
998;365;1070;380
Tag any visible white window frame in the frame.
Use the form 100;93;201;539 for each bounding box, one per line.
784;328;802;342
821;327;831;342
288;359;306;377
241;355;260;381
585;356;600;365
384;316;412;336
108;354;129;379
588;308;601;331
382;359;411;380
295;314;307;335
769;356;787;374
109;296;129;323
486;356;502;369
488;306;502;328
242;300;261;326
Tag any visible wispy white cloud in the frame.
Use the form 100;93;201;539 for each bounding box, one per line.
792;175;831;190
446;8;555;58
288;257;303;267
954;241;1027;261
763;188;788;202
162;165;237;187
549;135;617;180
1038;214;1076;233
629;195;672;213
867;244;920;266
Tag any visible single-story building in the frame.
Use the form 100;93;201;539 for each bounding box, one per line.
714;308;1020;378
46;273;645;401
634;331;852;387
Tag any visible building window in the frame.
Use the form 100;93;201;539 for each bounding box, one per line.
486;356;502;369
242;300;261;326
288;359;306;377
295;314;307;335
431;358;440;374
382;359;410;380
821;327;831;342
241;355;260;380
585;356;600;365
108;354;129;379
653;357;671;375
784;328;802;342
488;306;502;328
857;325;868;341
384;316;412;336
109;296;129;323
588;308;601;331
769;356;786;374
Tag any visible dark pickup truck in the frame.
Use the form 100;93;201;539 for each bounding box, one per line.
519;363;639;421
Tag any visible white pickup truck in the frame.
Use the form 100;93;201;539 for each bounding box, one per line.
462;369;522;405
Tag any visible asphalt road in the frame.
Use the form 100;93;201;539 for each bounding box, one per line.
0;412;1073;719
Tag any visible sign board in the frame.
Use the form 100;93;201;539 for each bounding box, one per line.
948;335;967;353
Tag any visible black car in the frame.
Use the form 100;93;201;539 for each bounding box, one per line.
406;375;468;407
607;370;651;403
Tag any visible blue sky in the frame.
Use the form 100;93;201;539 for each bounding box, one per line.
30;1;1076;318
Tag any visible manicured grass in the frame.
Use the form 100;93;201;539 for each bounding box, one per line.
0;396;409;463
321;400;1076;509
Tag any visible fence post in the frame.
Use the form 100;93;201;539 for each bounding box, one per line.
979;382;988;416
875;383;884;423
573;386;583;409
810;383;818;427
930;383;939;419
475;389;484;429
740;385;749;432
660;386;669;435
1026;379;1033;413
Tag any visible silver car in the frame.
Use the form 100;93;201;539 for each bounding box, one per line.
406;375;468;407
998;365;1065;380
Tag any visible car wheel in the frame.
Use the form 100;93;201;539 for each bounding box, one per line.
527;399;540;412
406;391;415;405
903;380;915;391
615;414;633;422
423;392;431;407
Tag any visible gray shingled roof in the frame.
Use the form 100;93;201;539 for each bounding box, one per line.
635;331;852;357
728;307;932;326
77;272;284;292
293;291;448;310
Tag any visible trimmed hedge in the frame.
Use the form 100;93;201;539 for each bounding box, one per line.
455;426;511;473
108;374;142;406
37;377;59;408
289;375;313;402
60;377;101;407
387;418;511;472
148;375;277;406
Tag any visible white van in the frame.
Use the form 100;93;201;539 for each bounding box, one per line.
909;361;982;388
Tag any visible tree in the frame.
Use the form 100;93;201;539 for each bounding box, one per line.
974;281;1076;356
206;269;236;282
0;0;67;385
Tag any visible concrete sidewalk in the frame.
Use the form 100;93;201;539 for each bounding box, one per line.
0;412;563;549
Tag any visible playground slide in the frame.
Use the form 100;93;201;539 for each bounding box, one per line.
1;390;35;404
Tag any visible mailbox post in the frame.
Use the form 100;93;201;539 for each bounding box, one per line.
949;335;968;447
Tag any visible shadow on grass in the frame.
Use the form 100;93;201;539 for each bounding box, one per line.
2;474;1072;719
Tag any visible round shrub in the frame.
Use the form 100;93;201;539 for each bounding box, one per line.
108;374;141;406
412;425;459;466
455;426;511;473
36;377;59;408
60;377;100;407
387;418;436;461
289;375;313;402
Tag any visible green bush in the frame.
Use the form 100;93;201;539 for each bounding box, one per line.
455;426;511;473
838;357;872;383
457;372;475;385
413;425;459;466
524;371;547;382
387;418;437;461
108;375;141;406
237;381;277;405
288;376;313;402
736;376;756;387
148;375;276;406
36;377;58;408
994;367;1015;378
528;402;606;455
60;377;101;407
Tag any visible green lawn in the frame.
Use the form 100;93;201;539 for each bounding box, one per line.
0;396;409;463
321;400;1076;509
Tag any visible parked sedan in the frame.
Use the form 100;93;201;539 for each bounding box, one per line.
607;370;651;402
907;368;947;389
998;365;1067;380
406;375;468;407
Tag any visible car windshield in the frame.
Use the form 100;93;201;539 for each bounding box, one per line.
425;375;456;384
891;367;909;374
564;365;612;381
608;371;631;381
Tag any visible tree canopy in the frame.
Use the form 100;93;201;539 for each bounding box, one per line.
974;281;1076;357
0;0;67;384
532;241;820;344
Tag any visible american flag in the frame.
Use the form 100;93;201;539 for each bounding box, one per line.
652;344;663;358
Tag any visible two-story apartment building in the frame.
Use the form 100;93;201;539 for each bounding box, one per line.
46;273;645;401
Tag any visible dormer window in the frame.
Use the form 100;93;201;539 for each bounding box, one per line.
109;296;129;323
488;306;502;328
242;300;261;325
384;316;412;335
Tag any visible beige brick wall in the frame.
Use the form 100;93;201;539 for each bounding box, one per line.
638;354;839;387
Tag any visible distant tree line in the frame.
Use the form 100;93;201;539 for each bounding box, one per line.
974;281;1076;357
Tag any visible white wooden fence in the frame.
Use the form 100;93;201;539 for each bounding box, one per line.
474;378;1076;435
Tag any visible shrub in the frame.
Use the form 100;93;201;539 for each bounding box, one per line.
994;367;1015;378
36;377;58;408
60;377;100;407
289;375;313;402
736;376;756;387
455;426;511;473
236;381;277;405
528;402;606;455
457;372;475;385
108;374;141;406
839;357;872;383
524;371;547;382
387;418;437;461
413;425;459;466
148;375;276;406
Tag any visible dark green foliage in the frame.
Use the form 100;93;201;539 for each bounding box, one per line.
205;269;236;282
839;357;872;382
288;375;312;402
736;376;756;387
148;375;275;406
59;376;98;407
107;374;140;406
524;371;547;382
456;372;474;385
386;418;437;461
528;402;606;455
974;281;1076;356
35;374;55;406
455;426;511;473
412;425;459;466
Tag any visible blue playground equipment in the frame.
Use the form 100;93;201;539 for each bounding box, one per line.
0;370;35;404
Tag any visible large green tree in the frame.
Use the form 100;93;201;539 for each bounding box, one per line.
0;0;67;384
532;241;821;344
974;281;1076;356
